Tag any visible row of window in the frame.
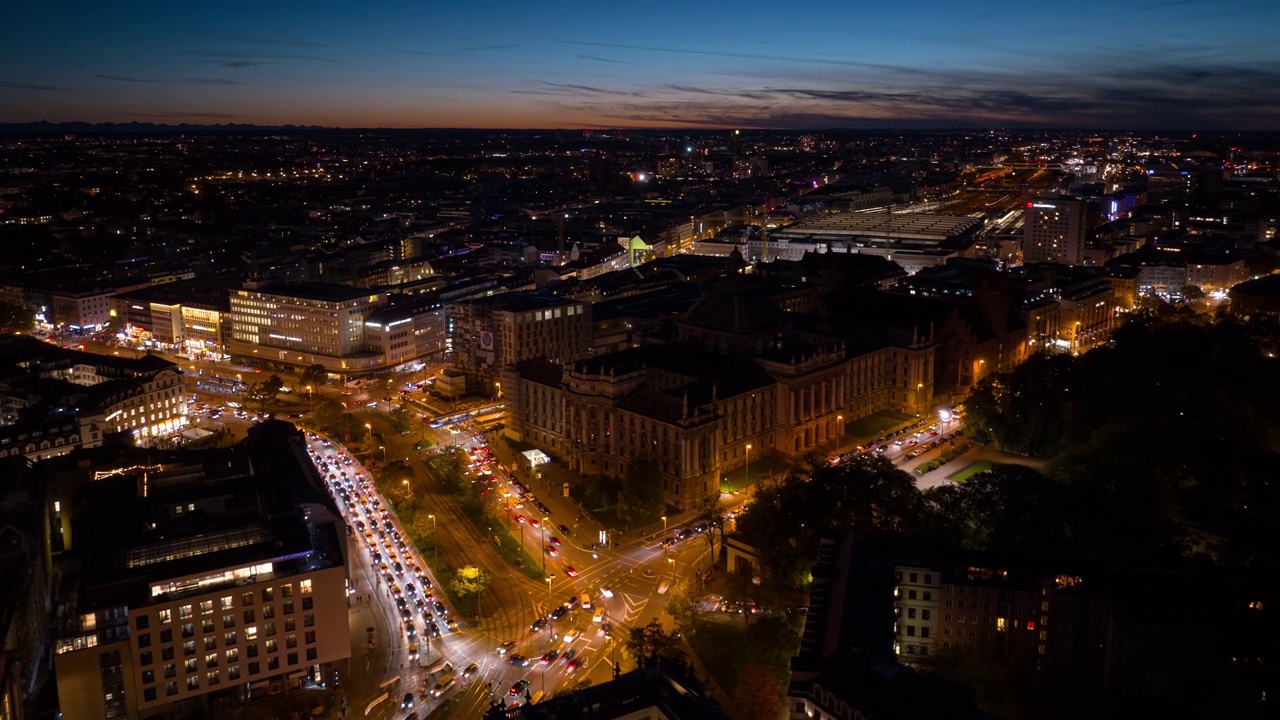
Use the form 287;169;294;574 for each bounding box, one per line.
138;605;315;648
140;645;318;703
140;580;312;630
138;623;316;669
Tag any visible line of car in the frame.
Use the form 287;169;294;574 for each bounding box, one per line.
306;434;474;713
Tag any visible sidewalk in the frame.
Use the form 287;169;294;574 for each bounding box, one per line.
904;442;1048;489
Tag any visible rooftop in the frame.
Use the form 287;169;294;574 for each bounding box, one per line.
239;282;379;303
67;421;344;613
774;213;984;245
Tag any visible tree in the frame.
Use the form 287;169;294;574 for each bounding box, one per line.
0;301;35;333
298;364;328;390
311;400;352;439
693;499;724;561
1180;284;1206;301
622;620;691;675
663;579;703;634
406;507;437;551
449;565;490;617
736;455;922;586
923;464;1071;554
245;374;284;412
727;663;783;720
616;460;665;526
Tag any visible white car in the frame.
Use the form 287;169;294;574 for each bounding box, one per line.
599;587;614;599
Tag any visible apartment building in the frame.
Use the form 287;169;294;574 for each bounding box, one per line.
51;422;349;720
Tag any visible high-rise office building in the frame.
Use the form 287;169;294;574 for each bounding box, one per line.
1022;196;1086;265
228;282;387;373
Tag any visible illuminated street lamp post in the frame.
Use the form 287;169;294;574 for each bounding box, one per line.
661;515;667;533
541;516;548;575
305;385;315;415
428;514;437;569
745;443;752;486
364;422;373;445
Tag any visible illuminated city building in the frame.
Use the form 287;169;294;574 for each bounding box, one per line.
228;282;387;374
1022;196;1086;265
50;422;349;720
0;335;187;458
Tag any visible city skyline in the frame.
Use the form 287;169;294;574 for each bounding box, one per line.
4;0;1279;130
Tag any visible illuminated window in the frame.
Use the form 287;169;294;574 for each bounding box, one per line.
179;605;193;620
220;596;233;610
996;617;1007;632
245;626;257;640
158;609;172;624
199;600;213;615
299;579;312;594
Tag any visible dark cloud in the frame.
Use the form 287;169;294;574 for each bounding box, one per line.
559;40;967;80
578;54;626;64
222;35;327;49
94;73;166;83
119;111;239;120
0;81;74;91
179;77;252;86
547;58;1280;131
514;82;646;98
181;50;335;63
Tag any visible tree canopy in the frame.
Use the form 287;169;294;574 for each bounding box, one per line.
245;374;284;412
449;565;490;617
298;364;328;391
0;301;35;333
736;455;922;585
616;459;665;526
622;620;692;676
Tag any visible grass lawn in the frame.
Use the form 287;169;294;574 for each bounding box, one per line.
591;505;626;531
948;460;994;483
843;410;916;441
720;456;792;493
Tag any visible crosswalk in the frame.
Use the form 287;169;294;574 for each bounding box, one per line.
619;592;648;625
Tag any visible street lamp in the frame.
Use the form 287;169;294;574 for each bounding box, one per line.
305;385;314;415
745;443;752;485
364;423;373;444
545;574;553;603
378;445;387;464
661;516;667;533
428;514;437;569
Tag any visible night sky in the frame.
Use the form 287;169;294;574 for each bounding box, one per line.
3;0;1277;129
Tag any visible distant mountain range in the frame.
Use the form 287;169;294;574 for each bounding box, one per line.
0;121;330;134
